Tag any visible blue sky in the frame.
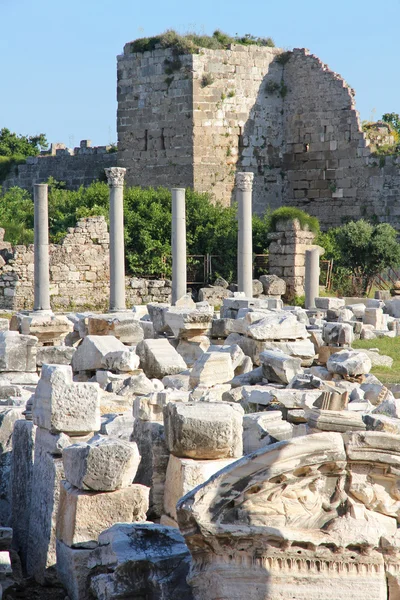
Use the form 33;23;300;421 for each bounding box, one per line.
1;0;399;147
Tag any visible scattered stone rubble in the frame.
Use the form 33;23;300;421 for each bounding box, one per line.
0;285;400;599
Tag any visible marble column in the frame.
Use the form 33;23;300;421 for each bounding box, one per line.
236;172;254;297
33;183;51;312
105;167;126;312
171;188;186;305
305;247;322;309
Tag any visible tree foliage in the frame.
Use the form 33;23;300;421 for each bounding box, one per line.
0;128;47;157
319;220;400;295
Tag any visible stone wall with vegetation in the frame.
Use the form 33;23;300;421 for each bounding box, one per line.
1;141;117;192
0;216;171;311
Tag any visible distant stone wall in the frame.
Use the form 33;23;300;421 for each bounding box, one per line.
1;140;117;193
0;217;171;311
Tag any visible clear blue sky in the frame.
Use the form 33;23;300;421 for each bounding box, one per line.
1;0;399;147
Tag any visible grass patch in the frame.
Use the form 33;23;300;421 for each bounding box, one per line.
269;207;320;234
353;336;400;384
128;29;275;55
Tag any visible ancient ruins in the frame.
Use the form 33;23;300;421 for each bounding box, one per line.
1;33;400;600
0;164;397;599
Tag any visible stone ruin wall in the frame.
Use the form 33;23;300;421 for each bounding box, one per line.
118;44;400;228
1;140;117;193
0;216;171;311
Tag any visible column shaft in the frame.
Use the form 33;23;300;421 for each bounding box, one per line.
305;248;320;309
236;173;254;297
33;184;51;312
171;188;186;305
105;168;126;312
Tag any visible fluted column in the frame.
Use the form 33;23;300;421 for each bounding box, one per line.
171;188;187;305
33;184;51;312
105;167;126;312
236;172;254;297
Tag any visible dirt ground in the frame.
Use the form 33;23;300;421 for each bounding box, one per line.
3;578;67;600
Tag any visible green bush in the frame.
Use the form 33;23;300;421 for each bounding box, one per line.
269;207;320;234
0;155;27;184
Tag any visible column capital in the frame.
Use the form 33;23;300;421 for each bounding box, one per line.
235;171;254;191
105;167;126;188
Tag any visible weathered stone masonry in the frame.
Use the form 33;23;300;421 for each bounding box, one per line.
117;44;400;229
0;217;172;311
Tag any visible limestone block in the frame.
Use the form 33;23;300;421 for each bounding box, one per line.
88;523;193;600
259;349;303;384
219;343;246;370
87;313;144;344
261;339;316;366
315;297;345;310
164;454;237;520
18;313;73;345
56;481;149;548
26;439;65;582
72;335;138;373
0;331;37;372
307;408;366;432
259;274;286;296
189;352;234;388
100;412;134;441
136;338;187;379
364;307;385;330
56;540;92;600
164;401;243;459
327;349;372;377
347;303;366;319
252;280;263;296
36;345;76;367
117;372;154;396
198;286;232;305
246;311;308;341
230;366;264;388
146;303;171;335
354;349;393;368
164;306;213;338
176;336;210;367
133;419;169;519
243;411;293;454
133;390;189;422
10;419;36;571
162;373;190;391
63;435;140;492
33;364;101;435
323;322;354;345
363;414;400;435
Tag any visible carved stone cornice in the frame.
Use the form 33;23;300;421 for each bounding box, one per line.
105;167;126;187
235;171;254;191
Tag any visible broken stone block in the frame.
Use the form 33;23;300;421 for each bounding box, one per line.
259;349;303;384
322;322;354;345
117;372;154;397
164;402;243;459
163;306;213;338
315;297;345;310
353;349;393;368
307;407;366;432
189;352;234;388
363;414;400;434
162;373;190;391
56;481;149;548
261;339;316;366
243;411;293;454
133;419;169;519
198;286;233;305
146;303;172;335
36;345;76;367
33;364;101;435
246;312;308;341
347;303;366;319
136;338;186;379
133;390;189;422
230;366;264;388
88;524;193;600
72;336;138;373
56;540;92;600
176;336;210;367
364;307;385;330
164;454;237;521
87;313;144;344
259;274;286;296
327;349;372;377
15;312;73;345
63;435;140;492
10;419;36;572
100;412;134;441
0;331;37;372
